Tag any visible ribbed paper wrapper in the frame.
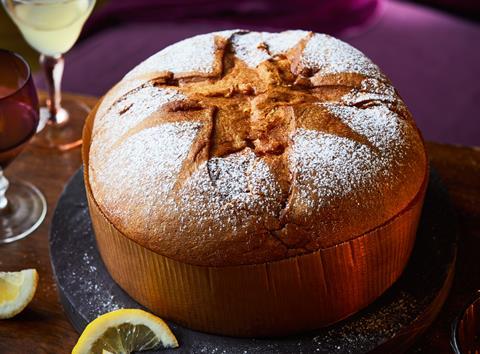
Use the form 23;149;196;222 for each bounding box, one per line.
82;101;427;337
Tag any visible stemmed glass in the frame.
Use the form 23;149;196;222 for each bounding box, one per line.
0;49;46;244
2;0;96;151
452;290;480;354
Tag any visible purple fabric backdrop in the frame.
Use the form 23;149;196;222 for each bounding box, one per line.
346;1;480;146
34;0;480;145
84;0;382;36
407;0;480;20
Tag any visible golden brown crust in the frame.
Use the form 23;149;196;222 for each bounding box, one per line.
88;30;427;266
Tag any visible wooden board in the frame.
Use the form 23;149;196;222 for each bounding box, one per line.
50;168;456;353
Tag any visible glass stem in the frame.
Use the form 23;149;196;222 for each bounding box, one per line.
40;54;68;125
0;168;9;210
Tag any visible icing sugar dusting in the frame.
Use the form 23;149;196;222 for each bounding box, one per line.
300;34;381;78
290;103;409;210
231;30;309;68
96;77;150;120
212;29;241;39
341;78;396;106
92;122;202;220
322;103;407;154
264;30;309;56
290;129;389;209
231;32;271;68
93;85;186;147
125;33;219;78
178;149;282;235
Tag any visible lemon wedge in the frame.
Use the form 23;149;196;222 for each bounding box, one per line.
0;269;38;319
72;309;178;354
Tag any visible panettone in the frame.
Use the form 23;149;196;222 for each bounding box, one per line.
83;30;428;336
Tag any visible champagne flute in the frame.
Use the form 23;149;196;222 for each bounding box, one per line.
2;0;96;151
0;49;46;243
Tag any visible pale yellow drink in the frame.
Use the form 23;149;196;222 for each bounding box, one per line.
6;0;94;56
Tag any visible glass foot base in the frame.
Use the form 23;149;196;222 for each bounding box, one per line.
32;98;91;151
0;180;47;244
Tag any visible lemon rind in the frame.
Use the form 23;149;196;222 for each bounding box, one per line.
0;269;38;319
72;308;178;354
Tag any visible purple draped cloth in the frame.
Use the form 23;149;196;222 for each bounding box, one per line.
84;0;382;36
33;0;480;145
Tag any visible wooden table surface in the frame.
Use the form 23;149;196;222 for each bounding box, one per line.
0;92;479;354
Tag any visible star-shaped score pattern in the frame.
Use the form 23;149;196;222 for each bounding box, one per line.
134;42;389;186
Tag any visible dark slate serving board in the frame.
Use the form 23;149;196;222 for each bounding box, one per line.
50;169;457;353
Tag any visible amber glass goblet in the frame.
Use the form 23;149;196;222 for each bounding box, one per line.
0;49;46;244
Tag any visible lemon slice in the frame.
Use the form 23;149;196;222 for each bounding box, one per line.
0;269;39;319
72;309;178;354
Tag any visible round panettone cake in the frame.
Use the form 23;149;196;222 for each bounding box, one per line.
83;30;428;336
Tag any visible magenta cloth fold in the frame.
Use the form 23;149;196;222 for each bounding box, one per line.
407;0;480;20
85;0;382;36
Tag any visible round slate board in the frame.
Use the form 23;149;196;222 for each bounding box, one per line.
50;169;457;354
